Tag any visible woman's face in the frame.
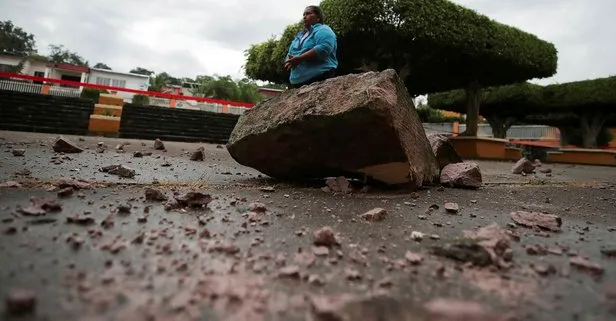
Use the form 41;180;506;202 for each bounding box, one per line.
303;8;319;27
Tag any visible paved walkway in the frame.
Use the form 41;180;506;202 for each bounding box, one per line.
1;131;616;321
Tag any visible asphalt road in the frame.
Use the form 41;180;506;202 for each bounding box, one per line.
1;131;616;321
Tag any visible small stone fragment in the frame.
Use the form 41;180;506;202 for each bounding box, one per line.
360;208;387;222
52;137;83;153
511;158;535;174
0;181;21;188
100;164;136;178
569;256;604;276
313;226;338;247
66;214;95;226
5;289;36;315
133;151;143;158
145;188;167;201
117;204;131;215
444;202;459;214
278;265;301;279
410;231;424;241
12;149;25;156
440;162;482;189
423;298;506;321
154;138;165;150
510;211;562;232
404;251;423;265
248;202;267;212
533;263;556;276
312;246;330;257
175;192;212;208
325;176;351;193
57;187;74;198
190;147;205;161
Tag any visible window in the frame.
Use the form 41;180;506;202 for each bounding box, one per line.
95;76;111;86
33;71;44;84
111;79;126;88
0;64;14;72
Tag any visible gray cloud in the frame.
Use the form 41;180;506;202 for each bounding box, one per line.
3;0;615;84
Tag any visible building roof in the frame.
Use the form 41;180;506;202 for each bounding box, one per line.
90;68;151;79
49;63;89;73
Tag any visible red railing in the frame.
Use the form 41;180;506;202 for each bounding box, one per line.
0;72;255;108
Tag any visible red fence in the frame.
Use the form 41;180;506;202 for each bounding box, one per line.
0;72;255;108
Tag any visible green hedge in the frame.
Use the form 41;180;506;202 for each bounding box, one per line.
430;76;616;117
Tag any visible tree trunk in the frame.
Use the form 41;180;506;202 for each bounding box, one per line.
557;126;571;146
487;116;515;139
461;81;482;136
580;113;605;148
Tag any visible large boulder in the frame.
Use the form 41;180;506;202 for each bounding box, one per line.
227;69;439;187
426;133;462;170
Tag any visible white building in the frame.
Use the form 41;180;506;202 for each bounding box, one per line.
0;53;151;101
87;68;150;102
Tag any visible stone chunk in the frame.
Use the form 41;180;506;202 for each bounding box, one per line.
426;133;462;169
510;211;562;232
512;158;535;174
52;136;83;153
154;138;165;150
227;69;439;187
190;147;205;161
440;162;482;189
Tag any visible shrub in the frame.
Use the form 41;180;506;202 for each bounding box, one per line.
81;88;108;101
132;94;150;106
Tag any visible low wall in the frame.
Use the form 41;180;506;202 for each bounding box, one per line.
547;149;616;166
0;89;94;135
119;104;240;143
450;137;508;160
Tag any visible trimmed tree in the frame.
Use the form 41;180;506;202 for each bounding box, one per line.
244;0;557;136
429;82;542;139
430;76;616;148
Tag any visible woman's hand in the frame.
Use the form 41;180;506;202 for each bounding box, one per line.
284;55;302;70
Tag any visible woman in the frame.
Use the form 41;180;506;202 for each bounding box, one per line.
284;5;338;88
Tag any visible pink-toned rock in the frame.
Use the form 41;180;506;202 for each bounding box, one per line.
325;176;351;193
52;137;83;153
463;223;513;268
190;147;205;161
426;133;463;169
404;251;423;265
360;208;388;222
511;158;535;174
154;138;165;150
569;256;604;276
144;188;167;201
423;298;507;321
175;192;212;208
313;226;338;247
440;162;482;189
510;211;562;232
444;202;459;214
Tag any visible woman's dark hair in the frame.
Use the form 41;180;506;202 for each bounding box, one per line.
306;5;325;23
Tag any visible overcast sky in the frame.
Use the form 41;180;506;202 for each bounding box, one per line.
3;0;615;85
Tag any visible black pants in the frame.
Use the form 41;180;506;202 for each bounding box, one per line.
289;69;336;89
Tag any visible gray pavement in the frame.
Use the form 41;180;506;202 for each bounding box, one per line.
1;130;616;321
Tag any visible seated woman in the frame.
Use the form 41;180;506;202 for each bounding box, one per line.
284;5;338;89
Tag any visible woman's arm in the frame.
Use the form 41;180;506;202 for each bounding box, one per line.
285;28;336;67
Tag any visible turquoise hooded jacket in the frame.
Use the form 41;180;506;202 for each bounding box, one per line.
287;23;338;85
